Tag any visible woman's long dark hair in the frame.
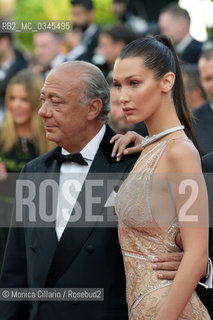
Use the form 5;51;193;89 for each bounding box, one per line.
117;35;198;148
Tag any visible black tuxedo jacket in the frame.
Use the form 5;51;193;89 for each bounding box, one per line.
0;126;139;320
197;153;213;318
181;38;202;64
202;152;213;173
193;103;213;155
84;25;100;63
202;152;213;263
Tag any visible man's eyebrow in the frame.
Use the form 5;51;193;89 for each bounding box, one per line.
40;91;62;98
49;94;62;98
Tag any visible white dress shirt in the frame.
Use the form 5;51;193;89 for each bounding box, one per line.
66;44;86;61
0;58;14;81
50;53;65;68
55;124;106;240
175;34;193;55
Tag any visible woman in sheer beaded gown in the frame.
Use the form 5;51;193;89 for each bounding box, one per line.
112;35;210;320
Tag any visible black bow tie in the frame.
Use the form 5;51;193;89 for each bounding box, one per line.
51;152;88;166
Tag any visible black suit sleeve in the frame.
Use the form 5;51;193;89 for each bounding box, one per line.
196;153;213;319
0;167;30;320
202;152;213;173
201;152;213;261
0;228;30;319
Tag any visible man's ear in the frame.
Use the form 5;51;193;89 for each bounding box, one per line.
87;98;103;120
161;72;175;93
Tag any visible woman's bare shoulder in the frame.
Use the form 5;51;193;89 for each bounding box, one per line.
165;139;201;173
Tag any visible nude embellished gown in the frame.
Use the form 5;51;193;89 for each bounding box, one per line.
115;139;210;320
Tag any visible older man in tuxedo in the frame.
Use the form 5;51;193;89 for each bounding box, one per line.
0;61;184;320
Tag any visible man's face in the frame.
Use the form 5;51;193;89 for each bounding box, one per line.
0;39;5;61
39;68;89;152
34;33;62;66
159;12;184;45
98;33;124;67
199;57;213;103
71;5;93;31
0;37;9;62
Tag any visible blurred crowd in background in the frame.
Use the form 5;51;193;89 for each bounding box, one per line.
0;0;213;266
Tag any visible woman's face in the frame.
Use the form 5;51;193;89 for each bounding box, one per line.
113;57;163;124
8;84;33;126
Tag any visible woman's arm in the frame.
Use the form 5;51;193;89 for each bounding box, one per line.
156;141;209;320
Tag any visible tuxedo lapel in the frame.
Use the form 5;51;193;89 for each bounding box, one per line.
32;147;61;285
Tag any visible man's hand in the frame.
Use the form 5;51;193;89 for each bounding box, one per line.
110;131;144;161
175;232;183;250
152;232;184;280
152;252;184;280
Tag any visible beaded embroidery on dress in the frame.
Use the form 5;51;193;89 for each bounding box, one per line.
115;138;210;320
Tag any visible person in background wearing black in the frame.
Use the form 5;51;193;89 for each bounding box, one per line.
193;48;213;155
66;0;100;62
159;3;203;64
0;70;54;271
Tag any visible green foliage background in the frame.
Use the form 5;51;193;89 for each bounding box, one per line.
14;0;116;53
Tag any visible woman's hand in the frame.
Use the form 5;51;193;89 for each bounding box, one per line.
110;131;144;162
